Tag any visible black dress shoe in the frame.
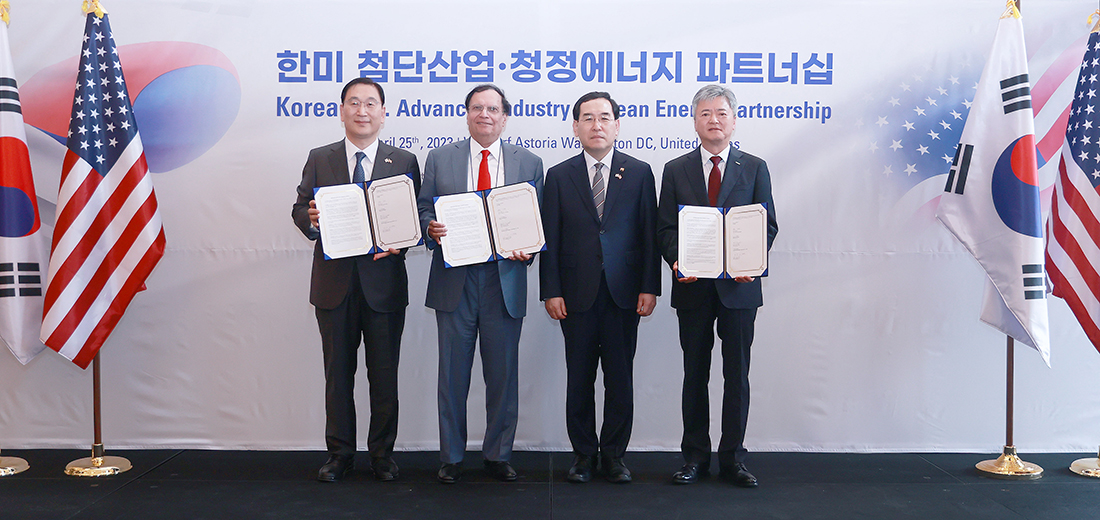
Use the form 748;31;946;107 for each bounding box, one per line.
371;456;399;481
317;455;353;482
484;460;518;482
438;462;461;484
721;462;758;488
603;457;632;483
672;462;709;484
566;454;595;483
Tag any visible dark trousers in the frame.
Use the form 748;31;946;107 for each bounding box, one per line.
560;275;640;459
677;286;756;468
316;280;404;459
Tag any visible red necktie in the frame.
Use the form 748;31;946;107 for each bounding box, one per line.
708;155;722;207
478;149;491;191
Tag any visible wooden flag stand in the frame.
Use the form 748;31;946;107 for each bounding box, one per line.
975;337;1043;479
0;450;29;476
65;352;131;477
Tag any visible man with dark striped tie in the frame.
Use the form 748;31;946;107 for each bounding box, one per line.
540;91;661;484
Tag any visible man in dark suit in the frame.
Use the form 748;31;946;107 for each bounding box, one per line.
540;92;660;484
417;84;544;484
292;77;421;483
657;85;778;487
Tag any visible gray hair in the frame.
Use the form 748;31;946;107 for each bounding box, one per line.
691;85;737;113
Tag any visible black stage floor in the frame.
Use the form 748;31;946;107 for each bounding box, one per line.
2;450;1098;519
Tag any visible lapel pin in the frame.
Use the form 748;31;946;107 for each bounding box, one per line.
735;161;741;165
615;173;623;179
385;158;393;163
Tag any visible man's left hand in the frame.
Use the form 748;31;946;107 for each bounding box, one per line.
637;293;656;316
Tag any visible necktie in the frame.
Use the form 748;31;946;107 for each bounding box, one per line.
592;162;606;220
708;155;722;207
352;151;366;183
477;149;491;191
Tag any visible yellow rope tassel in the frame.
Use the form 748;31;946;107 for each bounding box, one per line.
1088;9;1100;33
0;1;10;25
82;0;107;18
1000;0;1021;20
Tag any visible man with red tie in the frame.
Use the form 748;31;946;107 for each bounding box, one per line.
417;84;544;484
656;85;778;487
540;91;660;483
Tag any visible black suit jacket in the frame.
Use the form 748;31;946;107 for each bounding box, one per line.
656;147;778;310
292;139;422;312
540;151;661;312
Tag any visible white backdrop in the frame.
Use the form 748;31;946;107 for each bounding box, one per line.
2;0;1100;453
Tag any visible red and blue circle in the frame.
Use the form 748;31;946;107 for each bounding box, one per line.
991;134;1042;238
21;41;240;173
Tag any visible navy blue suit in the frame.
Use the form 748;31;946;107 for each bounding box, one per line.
541;150;661;459
656;146;777;469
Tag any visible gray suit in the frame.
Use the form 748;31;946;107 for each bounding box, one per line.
417;138;544;463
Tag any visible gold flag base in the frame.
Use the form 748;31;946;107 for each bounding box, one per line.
0;456;29;476
1069;447;1100;478
976;445;1043;480
65;444;131;477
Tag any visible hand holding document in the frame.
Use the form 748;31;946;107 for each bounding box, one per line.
677;203;767;279
434;181;545;268
313;174;422;260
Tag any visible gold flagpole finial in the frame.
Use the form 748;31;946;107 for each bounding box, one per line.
1088;9;1100;33
1000;0;1021;20
1;1;11;26
82;0;107;18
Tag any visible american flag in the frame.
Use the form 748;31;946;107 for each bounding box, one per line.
1047;27;1100;354
40;11;165;369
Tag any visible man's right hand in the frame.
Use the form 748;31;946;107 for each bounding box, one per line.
428;220;447;243
545;297;567;320
309;200;320;228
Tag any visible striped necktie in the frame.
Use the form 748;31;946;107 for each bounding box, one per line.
592;162;605;220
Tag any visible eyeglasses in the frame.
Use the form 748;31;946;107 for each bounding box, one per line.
345;99;379;109
469;104;502;115
580;114;614;124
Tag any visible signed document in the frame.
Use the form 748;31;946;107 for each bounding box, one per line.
485;182;545;257
315;183;374;260
677;206;725;279
434;192;495;267
724;204;768;277
314;173;423;260
366;174;422;251
677;203;767;279
434;181;545;268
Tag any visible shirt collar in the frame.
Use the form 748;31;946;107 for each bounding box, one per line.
583;148;614;173
345;138;380;167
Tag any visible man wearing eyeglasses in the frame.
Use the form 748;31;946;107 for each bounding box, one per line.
292;77;421;483
540;91;660;484
417;84;544;484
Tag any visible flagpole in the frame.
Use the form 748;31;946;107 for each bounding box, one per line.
64;352;131;477
975;336;1043;479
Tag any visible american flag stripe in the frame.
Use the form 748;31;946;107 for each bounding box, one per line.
40;12;165;368
42;156;158;338
45;142;145;295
